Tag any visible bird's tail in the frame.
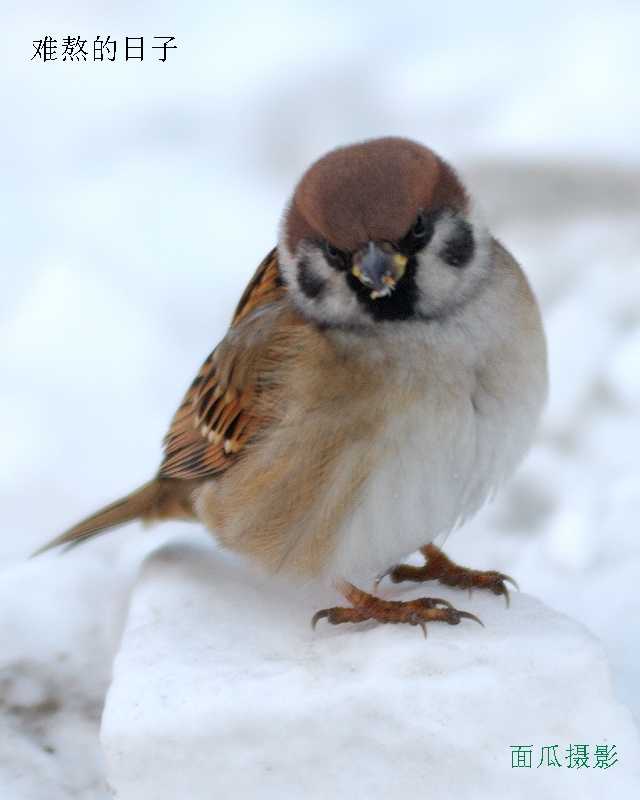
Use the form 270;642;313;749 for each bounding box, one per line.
32;478;196;556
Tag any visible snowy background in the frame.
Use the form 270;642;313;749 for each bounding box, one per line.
1;0;640;797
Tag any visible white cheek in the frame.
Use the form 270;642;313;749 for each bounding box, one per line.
277;240;372;328
415;212;493;318
318;277;364;324
414;256;459;315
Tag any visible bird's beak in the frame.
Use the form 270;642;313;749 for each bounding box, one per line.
351;242;407;299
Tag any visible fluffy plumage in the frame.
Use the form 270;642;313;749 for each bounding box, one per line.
37;137;547;632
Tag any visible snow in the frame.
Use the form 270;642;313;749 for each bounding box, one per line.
0;551;112;800
2;0;640;797
101;539;640;800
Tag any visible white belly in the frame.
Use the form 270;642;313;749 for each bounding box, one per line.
328;375;538;584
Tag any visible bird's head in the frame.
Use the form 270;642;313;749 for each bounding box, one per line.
278;137;493;328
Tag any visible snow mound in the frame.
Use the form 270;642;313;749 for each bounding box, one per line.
0;528;176;799
0;552;114;800
101;540;640;799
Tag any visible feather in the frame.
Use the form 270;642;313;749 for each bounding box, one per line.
159;249;288;480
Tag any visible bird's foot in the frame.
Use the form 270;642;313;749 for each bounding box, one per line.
312;583;482;637
384;544;518;606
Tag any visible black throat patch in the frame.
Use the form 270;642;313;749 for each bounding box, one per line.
346;256;420;321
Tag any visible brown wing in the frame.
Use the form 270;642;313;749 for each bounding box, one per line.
230;247;285;326
159;248;287;479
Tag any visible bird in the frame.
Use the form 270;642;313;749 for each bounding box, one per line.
35;136;548;634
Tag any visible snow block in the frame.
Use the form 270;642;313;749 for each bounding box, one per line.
101;540;640;799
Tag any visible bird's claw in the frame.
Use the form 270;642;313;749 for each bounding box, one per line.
312;585;482;636
387;545;519;608
372;570;389;593
456;610;484;627
311;608;330;630
478;572;518;607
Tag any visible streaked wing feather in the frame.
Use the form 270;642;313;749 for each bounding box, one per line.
231;247;285;325
159;249;286;479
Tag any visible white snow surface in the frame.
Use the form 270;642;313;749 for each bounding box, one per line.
101;539;640;800
2;1;640;797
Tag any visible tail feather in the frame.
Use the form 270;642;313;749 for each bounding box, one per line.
33;479;178;556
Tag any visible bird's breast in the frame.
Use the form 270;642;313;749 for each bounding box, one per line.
196;303;545;586
326;377;485;583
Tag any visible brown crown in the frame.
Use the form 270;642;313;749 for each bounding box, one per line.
284;137;469;254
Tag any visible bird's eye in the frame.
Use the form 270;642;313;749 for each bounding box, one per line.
397;209;436;255
326;242;340;258
411;211;428;238
323;241;349;270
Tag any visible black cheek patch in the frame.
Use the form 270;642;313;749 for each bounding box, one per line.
441;219;475;267
297;257;327;300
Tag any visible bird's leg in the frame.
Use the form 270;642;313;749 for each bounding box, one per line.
312;582;482;636
386;544;517;606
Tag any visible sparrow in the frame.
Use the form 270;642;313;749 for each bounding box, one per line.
36;137;548;634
